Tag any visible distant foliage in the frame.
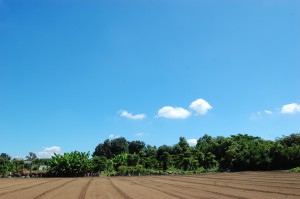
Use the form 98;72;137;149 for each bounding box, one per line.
0;153;12;177
1;133;300;177
92;133;300;175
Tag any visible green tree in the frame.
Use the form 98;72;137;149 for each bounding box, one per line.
144;155;158;169
129;141;145;154
26;152;37;161
171;137;192;170
0;153;12;177
127;153;140;167
196;134;214;154
111;137;129;155
0;153;11;160
144;145;157;157
93;139;112;158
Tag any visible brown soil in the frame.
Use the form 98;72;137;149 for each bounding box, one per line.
0;171;299;199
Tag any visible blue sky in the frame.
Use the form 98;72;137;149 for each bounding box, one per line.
0;0;299;158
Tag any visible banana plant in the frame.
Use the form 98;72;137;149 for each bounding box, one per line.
112;153;128;170
48;151;92;177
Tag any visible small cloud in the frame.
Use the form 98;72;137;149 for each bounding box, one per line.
250;112;262;120
264;110;272;114
189;99;212;115
281;103;300;114
187;139;197;146
135;132;145;137
251;109;273;119
157;106;191;119
36;146;61;159
109;134;120;139
120;110;146;120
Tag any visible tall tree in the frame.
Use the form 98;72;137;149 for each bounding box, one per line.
129;141;146;154
111;137;129;155
93;139;112;158
26;152;37;161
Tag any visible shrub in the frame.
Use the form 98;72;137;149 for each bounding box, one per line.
289;167;300;172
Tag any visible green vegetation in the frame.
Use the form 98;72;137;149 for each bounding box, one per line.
48;151;92;177
0;153;12;177
92;133;300;175
1;133;299;177
0;152;49;178
289;167;300;172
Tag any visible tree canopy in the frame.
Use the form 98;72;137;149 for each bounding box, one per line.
1;133;300;177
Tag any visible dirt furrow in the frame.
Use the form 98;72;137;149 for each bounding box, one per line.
78;178;93;199
120;178;183;199
150;177;300;199
156;176;300;196
228;172;300;178
0;180;48;190
178;175;300;189
0;179;62;197
128;177;243;199
84;178;130;199
0;172;299;198
107;178;132;199
32;179;77;199
194;174;300;182
184;175;300;186
123;178;192;199
36;178;90;199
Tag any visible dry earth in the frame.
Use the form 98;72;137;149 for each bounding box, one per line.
0;171;299;199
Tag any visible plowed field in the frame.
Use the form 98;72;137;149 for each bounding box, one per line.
0;171;299;199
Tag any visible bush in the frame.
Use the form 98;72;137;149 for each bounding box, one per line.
48;151;92;177
289;167;300;172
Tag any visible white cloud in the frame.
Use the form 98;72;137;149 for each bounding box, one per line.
264;110;272;114
135;132;145;137
189;99;212;115
250;110;274;119
109;134;120;139
281;103;300;114
36;146;61;159
120;110;146;120
187;139;197;146
250;111;263;120
157;106;191;119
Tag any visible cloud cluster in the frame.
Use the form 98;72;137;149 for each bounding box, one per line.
120;99;212;120
251;102;300;119
157;106;191;119
187;139;197;146
189;99;212;115
120;110;146;120
36;146;61;159
157;98;212;119
250;109;273;119
281;103;300;114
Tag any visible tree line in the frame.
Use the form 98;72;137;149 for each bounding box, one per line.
1;133;299;177
92;133;300;174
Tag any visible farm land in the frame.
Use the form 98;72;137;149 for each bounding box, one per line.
0;171;300;199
